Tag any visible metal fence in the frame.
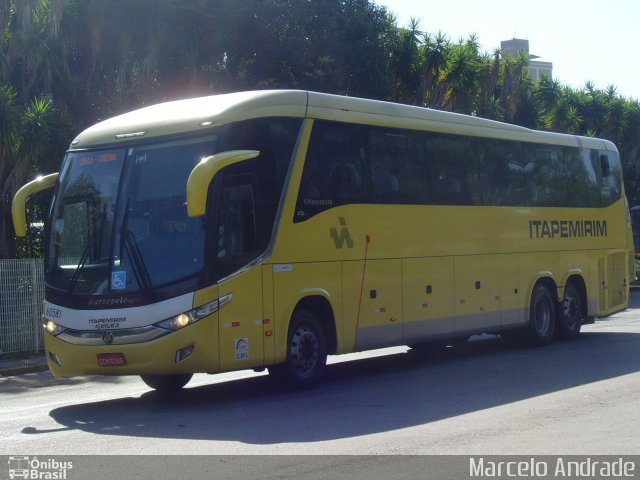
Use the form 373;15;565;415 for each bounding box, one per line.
0;259;45;355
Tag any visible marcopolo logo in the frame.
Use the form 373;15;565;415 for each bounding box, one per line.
330;217;354;249
8;456;73;479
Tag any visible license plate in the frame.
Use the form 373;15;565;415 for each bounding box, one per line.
97;353;127;367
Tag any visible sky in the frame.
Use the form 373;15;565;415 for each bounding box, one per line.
374;0;640;101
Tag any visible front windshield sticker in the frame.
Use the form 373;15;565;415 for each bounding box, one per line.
111;271;126;290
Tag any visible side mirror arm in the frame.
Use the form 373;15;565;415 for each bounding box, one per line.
12;173;59;237
186;150;259;217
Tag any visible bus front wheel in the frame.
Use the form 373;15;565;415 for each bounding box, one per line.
527;284;556;345
140;373;193;393
269;309;327;388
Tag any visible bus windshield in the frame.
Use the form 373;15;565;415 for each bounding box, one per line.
47;137;215;296
45;117;302;304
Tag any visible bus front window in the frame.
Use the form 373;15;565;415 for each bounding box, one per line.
110;138;214;293
48;149;125;294
47;138;215;297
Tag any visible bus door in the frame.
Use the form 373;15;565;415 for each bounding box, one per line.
214;175;265;371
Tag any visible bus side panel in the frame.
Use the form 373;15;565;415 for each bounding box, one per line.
343;259;402;351
499;254;523;327
453;255;503;332
401;256;455;344
271;262;342;364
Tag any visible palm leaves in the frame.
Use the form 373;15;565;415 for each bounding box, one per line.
1;0;640;255
0;90;56;258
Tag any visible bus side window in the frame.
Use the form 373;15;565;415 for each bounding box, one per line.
295;121;367;221
329;160;362;201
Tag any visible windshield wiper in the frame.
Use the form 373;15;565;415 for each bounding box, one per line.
66;204;108;297
118;200;154;297
66;241;91;296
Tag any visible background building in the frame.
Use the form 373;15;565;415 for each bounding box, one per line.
501;38;553;81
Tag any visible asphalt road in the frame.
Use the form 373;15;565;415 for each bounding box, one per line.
1;292;639;460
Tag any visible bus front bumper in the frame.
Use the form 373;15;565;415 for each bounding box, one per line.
43;318;218;378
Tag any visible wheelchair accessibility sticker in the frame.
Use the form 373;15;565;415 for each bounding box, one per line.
111;271;126;290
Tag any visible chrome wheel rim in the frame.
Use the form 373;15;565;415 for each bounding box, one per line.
289;325;320;378
563;292;580;330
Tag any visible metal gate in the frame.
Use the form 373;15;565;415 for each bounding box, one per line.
0;259;44;355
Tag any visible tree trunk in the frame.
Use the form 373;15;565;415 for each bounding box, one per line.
0;154;33;259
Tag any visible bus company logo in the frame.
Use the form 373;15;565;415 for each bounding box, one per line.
330;217;354;249
529;219;608;239
101;330;114;345
8;456;73;479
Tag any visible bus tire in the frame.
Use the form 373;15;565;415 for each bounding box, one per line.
527;284;556;345
140;373;192;393
269;308;327;388
556;281;584;340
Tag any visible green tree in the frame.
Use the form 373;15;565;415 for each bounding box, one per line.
439;38;481;114
415;30;449;108
476;50;503;120
0;93;57;258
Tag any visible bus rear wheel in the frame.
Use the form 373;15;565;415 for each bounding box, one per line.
556;281;584;340
140;373;193;393
269;309;327;388
527;284;556;345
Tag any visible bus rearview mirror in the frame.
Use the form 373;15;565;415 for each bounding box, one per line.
12;173;59;237
186;150;260;217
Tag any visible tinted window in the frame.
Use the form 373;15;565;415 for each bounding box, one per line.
294;120;623;222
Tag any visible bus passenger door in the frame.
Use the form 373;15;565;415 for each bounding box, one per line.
214;175;265;371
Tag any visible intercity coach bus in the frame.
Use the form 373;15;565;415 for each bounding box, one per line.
12;90;633;392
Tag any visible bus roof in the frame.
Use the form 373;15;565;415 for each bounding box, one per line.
71;90;617;152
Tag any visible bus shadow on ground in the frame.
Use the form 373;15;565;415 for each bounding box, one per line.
38;328;640;444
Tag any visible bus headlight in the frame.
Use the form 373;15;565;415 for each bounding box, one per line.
154;294;232;331
43;319;66;336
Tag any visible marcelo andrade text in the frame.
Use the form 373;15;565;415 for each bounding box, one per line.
470;457;635;478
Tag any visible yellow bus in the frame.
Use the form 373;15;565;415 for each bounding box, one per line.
13;90;633;392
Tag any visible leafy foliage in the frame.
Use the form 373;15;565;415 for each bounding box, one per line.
1;0;640;258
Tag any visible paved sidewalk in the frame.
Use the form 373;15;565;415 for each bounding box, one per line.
0;352;48;377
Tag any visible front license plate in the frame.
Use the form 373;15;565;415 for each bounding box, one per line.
97;353;127;367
